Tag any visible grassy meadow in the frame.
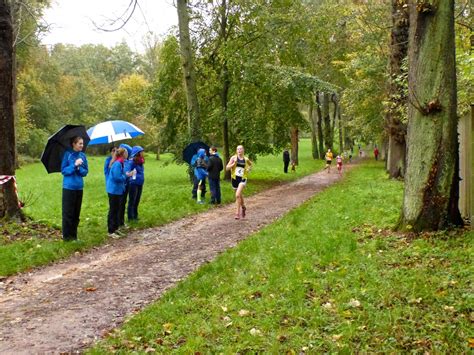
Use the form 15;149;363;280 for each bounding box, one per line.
1;139;325;276
89;161;473;353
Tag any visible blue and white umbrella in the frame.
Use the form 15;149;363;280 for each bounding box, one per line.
87;120;144;145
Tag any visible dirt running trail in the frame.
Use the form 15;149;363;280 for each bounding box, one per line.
0;167;350;354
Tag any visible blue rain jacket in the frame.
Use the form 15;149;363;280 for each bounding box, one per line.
61;150;88;190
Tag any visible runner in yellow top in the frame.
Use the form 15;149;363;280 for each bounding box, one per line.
226;145;253;219
325;148;333;173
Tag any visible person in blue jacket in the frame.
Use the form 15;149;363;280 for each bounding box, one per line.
193;148;209;204
104;146;116;178
191;148;209;201
118;143;132;227
127;146;145;221
61;136;88;241
106;147;130;237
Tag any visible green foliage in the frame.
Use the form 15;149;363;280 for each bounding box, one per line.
89;162;472;353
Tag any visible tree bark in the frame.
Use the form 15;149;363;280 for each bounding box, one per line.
290;127;299;165
316;92;324;159
399;0;462;231
0;0;21;219
219;0;231;180
337;100;343;154
177;0;201;141
308;100;319;159
322;92;332;151
386;0;409;178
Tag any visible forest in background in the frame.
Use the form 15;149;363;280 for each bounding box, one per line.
12;0;472;161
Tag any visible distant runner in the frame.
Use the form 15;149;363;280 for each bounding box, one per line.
226;145;253;219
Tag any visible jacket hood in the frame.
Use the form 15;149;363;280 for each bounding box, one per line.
198;148;206;158
119;143;132;157
131;146;144;157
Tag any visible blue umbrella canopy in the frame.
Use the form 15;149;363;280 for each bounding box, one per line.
87;120;144;145
41;125;90;173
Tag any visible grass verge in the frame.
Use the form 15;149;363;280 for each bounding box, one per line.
1;139;325;276
89;161;473;353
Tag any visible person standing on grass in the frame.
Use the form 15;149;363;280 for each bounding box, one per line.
207;146;224;204
336;154;343;175
191;149;208;200
106;147;132;238
118;143;132;228
127;146;145;221
194;148;209;204
374;146;379;161
61;136;88;241
283;149;290;173
226;145;253;220
324;148;333;173
104;146;116;179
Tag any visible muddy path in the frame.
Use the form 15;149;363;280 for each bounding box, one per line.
0;166;352;354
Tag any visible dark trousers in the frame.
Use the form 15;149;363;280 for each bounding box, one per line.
208;178;221;204
192;176;206;199
128;184;143;220
108;193;122;234
62;188;83;241
119;184;129;226
284;161;290;173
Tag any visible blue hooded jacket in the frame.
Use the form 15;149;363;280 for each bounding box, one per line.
193;148;209;180
129;146;145;186
119;143;133;185
61;150;88;190
106;159;126;195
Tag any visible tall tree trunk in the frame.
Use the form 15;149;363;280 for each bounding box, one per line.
316;92;324;159
177;0;201;141
337;103;343;154
290;127;299;165
386;0;409;178
331;93;337;147
308;100;319;159
322;92;332;150
0;0;21;219
219;0;231;180
399;0;462;231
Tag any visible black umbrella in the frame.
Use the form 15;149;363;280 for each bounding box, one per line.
182;141;210;164
41;125;90;173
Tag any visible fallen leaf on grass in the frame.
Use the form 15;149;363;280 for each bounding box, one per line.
348;299;361;308
249;328;262;336
221;306;228;312
238;309;250;317
331;334;343;341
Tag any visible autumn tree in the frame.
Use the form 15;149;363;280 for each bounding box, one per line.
386;0;409;178
399;0;462;231
177;0;202;141
0;0;21;219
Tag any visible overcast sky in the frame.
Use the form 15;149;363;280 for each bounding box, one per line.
41;0;178;53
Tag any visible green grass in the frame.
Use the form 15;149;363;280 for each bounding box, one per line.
89;161;473;353
0;139;325;276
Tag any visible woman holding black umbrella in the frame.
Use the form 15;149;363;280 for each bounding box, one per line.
61;136;88;241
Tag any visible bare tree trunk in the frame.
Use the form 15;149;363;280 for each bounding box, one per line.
156;146;160;160
219;0;231;180
308;100;319;159
337;103;343;154
0;0;21;219
177;0;201;141
322;92;332;150
399;0;462;231
290;127;299;165
316;92;324;159
386;0;409;178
